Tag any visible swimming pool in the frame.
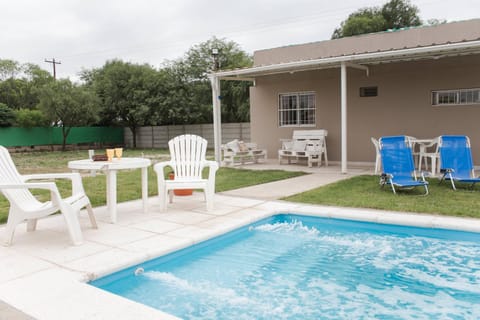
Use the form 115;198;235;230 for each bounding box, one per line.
91;214;480;319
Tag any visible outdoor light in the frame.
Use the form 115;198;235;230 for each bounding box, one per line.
212;48;219;71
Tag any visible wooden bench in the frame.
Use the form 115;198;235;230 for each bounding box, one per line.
222;140;267;166
278;130;328;167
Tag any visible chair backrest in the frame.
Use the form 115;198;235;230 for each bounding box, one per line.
379;136;416;179
439;135;475;178
292;130;328;140
0;146;38;207
169;134;207;180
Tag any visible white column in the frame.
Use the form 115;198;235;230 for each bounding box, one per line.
341;62;347;174
210;76;222;164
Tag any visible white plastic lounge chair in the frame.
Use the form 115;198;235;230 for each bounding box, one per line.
0;146;97;246
154;134;219;211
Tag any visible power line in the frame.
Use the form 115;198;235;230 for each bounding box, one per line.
44;58;61;79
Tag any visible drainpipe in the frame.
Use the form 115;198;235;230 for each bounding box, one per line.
341;62;347;174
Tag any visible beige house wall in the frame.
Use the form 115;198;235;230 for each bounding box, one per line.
250;55;480;163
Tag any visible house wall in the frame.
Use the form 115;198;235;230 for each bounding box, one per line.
250;55;480;163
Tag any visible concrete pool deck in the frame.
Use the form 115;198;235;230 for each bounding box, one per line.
1;164;480;319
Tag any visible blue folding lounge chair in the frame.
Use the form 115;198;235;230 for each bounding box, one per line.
379;135;429;195
438;135;480;190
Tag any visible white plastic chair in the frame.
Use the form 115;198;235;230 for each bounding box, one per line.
0;146;97;246
417;137;440;175
371;137;381;174
154;134;219;211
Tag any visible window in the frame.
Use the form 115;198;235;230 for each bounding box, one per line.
432;88;480;106
278;92;316;127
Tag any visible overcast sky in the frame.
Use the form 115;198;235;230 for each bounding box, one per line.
2;0;478;80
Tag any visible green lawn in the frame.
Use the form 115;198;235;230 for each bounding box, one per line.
284;175;480;218
0;149;306;223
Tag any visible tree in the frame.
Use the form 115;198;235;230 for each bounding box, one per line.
164;37;253;124
0;59;21;81
0;103;16;127
15;109;49;127
381;0;421;29
0;60;53;110
38;80;99;150
84;60;158;148
332;0;422;39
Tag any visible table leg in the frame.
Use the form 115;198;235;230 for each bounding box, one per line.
106;170;117;223
141;167;148;213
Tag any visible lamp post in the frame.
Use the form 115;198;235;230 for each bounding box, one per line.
210;48;222;163
212;48;219;71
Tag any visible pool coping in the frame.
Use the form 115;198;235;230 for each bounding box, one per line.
1;194;480;319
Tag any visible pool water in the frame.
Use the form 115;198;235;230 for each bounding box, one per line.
91;214;480;319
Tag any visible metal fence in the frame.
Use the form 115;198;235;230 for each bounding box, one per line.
124;123;251;148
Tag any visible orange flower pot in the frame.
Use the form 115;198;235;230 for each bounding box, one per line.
169;173;193;196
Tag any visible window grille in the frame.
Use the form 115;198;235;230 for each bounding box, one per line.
278;92;315;127
432;88;480;106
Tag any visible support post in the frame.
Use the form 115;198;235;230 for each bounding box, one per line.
341;62;347;174
210;76;222;164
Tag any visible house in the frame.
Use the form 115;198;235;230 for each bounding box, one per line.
210;19;480;172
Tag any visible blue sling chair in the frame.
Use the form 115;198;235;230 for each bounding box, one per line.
379;135;429;195
438;135;480;190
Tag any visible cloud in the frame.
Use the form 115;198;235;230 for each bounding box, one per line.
1;0;478;79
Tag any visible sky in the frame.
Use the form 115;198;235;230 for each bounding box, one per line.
1;0;479;80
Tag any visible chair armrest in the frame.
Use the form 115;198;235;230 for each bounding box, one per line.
22;172;85;195
203;160;219;181
0;181;58;193
153;161;174;181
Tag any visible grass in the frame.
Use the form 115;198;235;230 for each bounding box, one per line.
0;149;306;223
284;175;480;218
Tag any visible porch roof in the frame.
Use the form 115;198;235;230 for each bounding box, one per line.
213;19;480;80
215;39;480;80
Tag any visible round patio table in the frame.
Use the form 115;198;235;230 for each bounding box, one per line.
68;157;151;223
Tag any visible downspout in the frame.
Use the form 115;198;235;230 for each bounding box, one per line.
341;62;347;174
210;75;222;164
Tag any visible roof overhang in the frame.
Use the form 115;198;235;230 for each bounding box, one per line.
211;40;480;80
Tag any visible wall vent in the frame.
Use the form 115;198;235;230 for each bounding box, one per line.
360;86;378;97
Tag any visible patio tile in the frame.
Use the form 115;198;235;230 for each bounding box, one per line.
63;247;149;279
119;234;193;260
81;223;155;247
158;210;216;225
0;267;175;320
129;219;185;234
254;200;304;213
196;215;251;231
214;194;265;207
165;225;224;244
224;207;273;223
0;251;54;284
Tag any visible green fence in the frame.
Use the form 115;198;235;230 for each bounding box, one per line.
0;127;124;147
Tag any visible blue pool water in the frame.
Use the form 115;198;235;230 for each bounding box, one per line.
91;214;480;319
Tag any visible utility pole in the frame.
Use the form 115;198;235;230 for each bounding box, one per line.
44;58;61;80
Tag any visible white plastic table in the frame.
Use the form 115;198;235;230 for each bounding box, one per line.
68;157;152;223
